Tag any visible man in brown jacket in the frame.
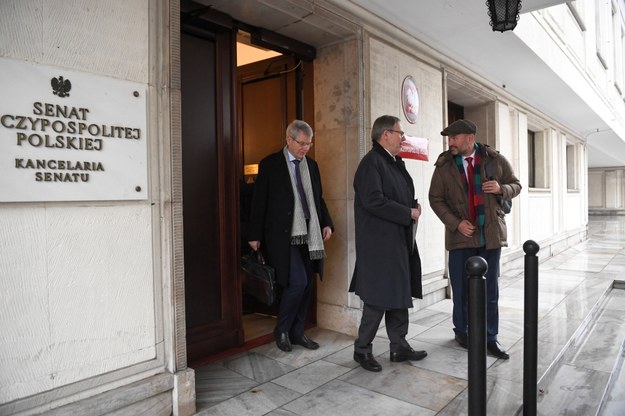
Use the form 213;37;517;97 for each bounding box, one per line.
429;119;521;360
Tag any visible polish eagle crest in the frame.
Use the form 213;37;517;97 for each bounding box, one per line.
51;76;71;98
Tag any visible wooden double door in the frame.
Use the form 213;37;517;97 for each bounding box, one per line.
180;15;315;363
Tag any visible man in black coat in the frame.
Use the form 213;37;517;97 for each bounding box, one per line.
350;115;426;372
248;120;334;352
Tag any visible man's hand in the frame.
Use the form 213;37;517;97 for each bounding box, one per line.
322;227;333;241
248;241;260;251
411;203;422;221
457;220;476;237
482;179;501;195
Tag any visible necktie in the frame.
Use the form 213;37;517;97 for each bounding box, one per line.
466;156;476;223
292;159;311;219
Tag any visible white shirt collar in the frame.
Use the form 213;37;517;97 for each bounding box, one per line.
287;150;299;162
464;150;476;163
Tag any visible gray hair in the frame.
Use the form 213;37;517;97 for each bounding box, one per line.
371;115;400;142
287;120;313;139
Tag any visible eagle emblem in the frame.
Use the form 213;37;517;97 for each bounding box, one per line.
51;76;71;98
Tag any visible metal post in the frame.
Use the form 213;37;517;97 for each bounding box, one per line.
467;255;488;416
523;240;540;416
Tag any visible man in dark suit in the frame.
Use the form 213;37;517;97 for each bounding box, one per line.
350;115;426;372
248;120;334;352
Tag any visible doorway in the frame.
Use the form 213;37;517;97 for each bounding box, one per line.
237;51;317;345
180;10;316;364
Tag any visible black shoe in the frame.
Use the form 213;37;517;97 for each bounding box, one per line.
274;331;292;352
291;334;320;350
455;333;468;349
487;341;510;360
390;346;427;362
353;352;382;372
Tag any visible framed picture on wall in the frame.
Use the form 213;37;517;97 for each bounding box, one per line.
401;75;419;124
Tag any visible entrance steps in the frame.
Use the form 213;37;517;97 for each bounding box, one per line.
526;282;625;415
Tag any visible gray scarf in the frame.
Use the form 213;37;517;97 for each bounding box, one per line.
283;147;325;260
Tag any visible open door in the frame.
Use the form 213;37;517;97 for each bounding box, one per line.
237;55;316;342
180;5;316;363
181;23;242;362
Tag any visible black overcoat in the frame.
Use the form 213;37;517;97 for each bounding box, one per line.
349;142;422;309
248;150;334;286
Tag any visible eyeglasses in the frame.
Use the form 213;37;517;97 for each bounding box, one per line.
387;129;405;138
290;137;314;147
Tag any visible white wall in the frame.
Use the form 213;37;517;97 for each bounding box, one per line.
528;192;555;241
0;205;155;402
0;0;157;405
518;3;625;166
589;167;625;213
368;37;446;277
0;0;149;82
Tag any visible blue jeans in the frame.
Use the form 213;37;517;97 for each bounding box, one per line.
448;247;501;342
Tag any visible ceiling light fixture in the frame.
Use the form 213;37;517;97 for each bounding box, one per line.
486;0;522;32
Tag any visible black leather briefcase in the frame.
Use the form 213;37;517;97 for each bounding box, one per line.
241;250;276;306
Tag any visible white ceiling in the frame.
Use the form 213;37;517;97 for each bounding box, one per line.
199;0;625;168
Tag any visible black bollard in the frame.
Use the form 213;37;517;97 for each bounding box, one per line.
523;240;540;416
466;255;488;416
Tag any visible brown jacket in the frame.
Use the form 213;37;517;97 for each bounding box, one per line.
428;143;521;251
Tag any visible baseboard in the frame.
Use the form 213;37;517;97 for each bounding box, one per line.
25;373;175;416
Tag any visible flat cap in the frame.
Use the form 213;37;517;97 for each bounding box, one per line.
440;119;477;136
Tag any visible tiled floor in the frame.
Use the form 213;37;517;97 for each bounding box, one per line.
193;217;625;415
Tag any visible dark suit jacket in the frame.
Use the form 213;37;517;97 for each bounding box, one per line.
248;149;334;286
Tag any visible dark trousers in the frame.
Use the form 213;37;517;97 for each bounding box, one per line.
448;247;501;342
275;244;313;339
354;303;410;354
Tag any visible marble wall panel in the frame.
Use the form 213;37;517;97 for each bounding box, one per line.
368;36;446;276
314;38;362;332
0;204;155;402
0;0;149;82
314;38;360;131
0;0;159;408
